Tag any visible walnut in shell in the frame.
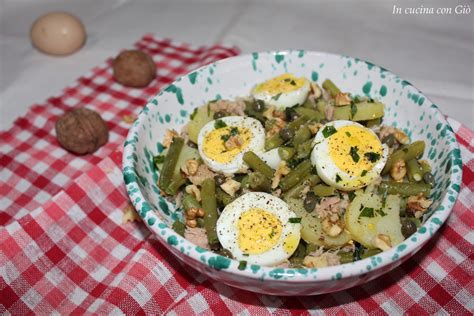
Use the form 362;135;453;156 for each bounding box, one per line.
55;108;109;155
112;50;156;87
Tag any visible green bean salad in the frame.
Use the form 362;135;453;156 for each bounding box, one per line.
154;73;434;268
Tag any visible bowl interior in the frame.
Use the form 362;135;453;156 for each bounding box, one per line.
123;51;462;282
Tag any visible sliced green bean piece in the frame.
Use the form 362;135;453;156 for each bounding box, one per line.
294;107;324;122
182;193;201;211
293;126;312;146
312;184;337;197
201;178;219;247
316;99;327;114
338;251;354;264
158;137;184;193
365;118;382;128
406;159;423;182
172;220;186;237
333;101;385;121
407;217;422;227
296;139;313;159
278;146;296;161
305;243;318;256
216;187;234;207
282;174;320;200
419;160;432;174
279;160;312;192
167;175;187;196
322;79;341;97
248;171;272;192
361;249;382;259
302;98;315;109
243;151;274;178
378;181;431;197
264;116;309;150
382;141;425;175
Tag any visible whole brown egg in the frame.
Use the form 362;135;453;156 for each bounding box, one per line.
30;12;86;55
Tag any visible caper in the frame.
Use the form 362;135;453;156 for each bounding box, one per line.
304;192;318;212
285;107;299;121
382;134;396;147
213;111;226;119
214;174;227;186
253;99;265;112
423;172;435;188
279;127;295;141
401;218;417;238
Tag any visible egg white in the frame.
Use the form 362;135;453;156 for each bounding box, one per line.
310;120;389;191
251;77;310;109
216;192;301;266
197;116;265;174
257;148;282;170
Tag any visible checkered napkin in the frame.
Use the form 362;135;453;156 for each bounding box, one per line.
1;36;473;314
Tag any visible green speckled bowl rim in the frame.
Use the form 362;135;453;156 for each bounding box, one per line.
123;50;462;283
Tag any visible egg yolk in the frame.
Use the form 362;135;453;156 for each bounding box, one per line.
328;125;383;176
237;208;282;254
253;73;306;95
203;126;252;163
283;233;299;254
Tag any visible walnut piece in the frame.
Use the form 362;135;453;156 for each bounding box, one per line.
272;161;291;189
335;92;352;106
181;159;199;176
163;129;179;148
113;50;156;88
185;184;201;202
390;159;406;181
407;194;433;218
322;218;343;237
310;82;322;99
220;179;241;197
394;130;410;145
55;108;109;155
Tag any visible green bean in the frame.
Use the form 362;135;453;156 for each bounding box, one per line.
312;184;337;197
407;217;421;227
316;99;327;114
293;126;312;146
182;193;201;211
305;243;318;255
279;160;312;192
333;101;385;121
243;151;274;178
406;159;423;182
216;187;234;207
361;249;382;259
167;175;187;196
282;174;320;200
378;181;431;197
265;116;309;150
382;141;425;175
172;220;186;236
338;251;354;264
158;137;184;194
240;174;251;189
291;242;307;259
201;178;219;247
365;118;382;128
296;139;313;159
248;172;272;192
322;79;341;97
302;98;315;109
419;160;432;174
278;146;296;161
294;107;324;122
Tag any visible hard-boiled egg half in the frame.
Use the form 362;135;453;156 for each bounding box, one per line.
216;192;301;266
197;116;265;174
251;73;310;109
311;120;388;190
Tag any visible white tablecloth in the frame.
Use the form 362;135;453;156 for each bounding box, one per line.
1;0;473;129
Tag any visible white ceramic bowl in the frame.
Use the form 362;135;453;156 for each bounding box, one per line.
123;51;462;295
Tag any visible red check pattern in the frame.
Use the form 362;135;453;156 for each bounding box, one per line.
1;35;473;314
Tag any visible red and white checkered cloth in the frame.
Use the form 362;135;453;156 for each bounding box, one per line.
1;35;473;314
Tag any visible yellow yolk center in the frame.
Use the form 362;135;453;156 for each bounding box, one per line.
237;208;282;254
328;125;383;176
202;126;252;163
253;73;306;95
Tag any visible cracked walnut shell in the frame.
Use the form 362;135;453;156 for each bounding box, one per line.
55;108;109;155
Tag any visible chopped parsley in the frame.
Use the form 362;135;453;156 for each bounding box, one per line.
221;134;231;142
289;217;302;223
364;152;381;162
361;170;367;176
272;93;282;100
269;228;276;238
322;125;337;138
238;260;247;270
290;80;296;85
402;148;409;153
335;174;342;183
350;146;360;163
359;207;375;218
214;119;227;129
348;191;356;202
229;127;239;136
350;102;358;118
376;209;387;217
345;131;351;137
